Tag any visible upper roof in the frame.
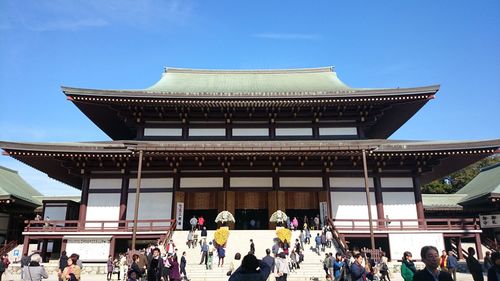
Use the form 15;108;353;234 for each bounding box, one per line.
456;163;500;205
0;166;42;206
147;67;353;94
62;66;440;98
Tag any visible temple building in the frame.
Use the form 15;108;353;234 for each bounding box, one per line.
1;67;499;261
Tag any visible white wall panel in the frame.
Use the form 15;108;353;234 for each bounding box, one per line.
275;128;312;136
230;177;273;188
89;178;122;190
126;192;172;221
381;177;414;188
330;177;374;188
189;128;226;136
382;192;418;225
129;178;173;189
180;177;223;188
330;191;377;226
86;193;120;228
232;128;269;136
280;177;323;188
144;128;182;137
319;127;357;136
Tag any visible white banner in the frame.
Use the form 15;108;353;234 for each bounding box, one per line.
319;201;328;226
176;202;184;230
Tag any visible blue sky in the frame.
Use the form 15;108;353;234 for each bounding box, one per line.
0;0;499;195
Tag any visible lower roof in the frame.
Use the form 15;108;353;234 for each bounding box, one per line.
1;139;499;188
0;166;42;206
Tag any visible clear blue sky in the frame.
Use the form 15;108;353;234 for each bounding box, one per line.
0;0;499;195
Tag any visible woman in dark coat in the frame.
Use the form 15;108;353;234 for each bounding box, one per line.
167;255;181;281
147;248;164;281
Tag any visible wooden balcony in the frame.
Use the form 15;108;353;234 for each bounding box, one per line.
24;219;176;233
331;218;480;231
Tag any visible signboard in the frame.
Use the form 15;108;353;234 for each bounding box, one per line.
480;214;500;228
64;236;111;262
176;202;184;230
389;232;445;260
13;250;19;257
319;201;328;227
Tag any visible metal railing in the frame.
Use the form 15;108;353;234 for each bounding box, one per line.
24;219;176;232
331;218;480;231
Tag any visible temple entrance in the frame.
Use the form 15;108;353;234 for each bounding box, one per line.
234;191;268;230
285;191;320;229
182;192;218;230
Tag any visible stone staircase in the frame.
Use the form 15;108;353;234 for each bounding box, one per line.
171;229;341;281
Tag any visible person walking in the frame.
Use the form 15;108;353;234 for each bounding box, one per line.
189;216;197;231
61;254;81;281
350;253;366;281
261;249;274;278
22;254;49;281
487;251;500;281
200;227;207;247
250;239;255;255
206;242;215;270
322;253;330;277
107;255;114;281
401;251;416;281
333;253;345;281
217;246;226;267
274;252;290;281
315;233;321;255
186;230;194;249
413;246;453;281
466;247;484;281
199;241;208;265
147;248;164;281
439;250;448;273
446;251;458;281
379;255;390;281
119;253;128;281
179;252;188;281
167;255;180;281
227;253;241;277
484;251;493;272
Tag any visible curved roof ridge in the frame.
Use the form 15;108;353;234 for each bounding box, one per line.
164;66;335;74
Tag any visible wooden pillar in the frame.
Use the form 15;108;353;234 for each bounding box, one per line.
474;233;483;260
412;176;425;227
41;240;48;262
61;239;67;253
457;237;464;260
119;177;129;222
323;172;332;219
373;176;385;229
226;191;235;229
136;126;144;139
362;150;375;250
268;191;277;229
78;177;90;229
22;235;29;255
131;150;144;250
109;237;116;258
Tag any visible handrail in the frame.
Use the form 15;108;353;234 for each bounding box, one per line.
0;240;18;256
330;218;480;231
24;219;176;233
161;219;177;246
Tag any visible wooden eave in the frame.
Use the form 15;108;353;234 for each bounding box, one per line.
63;86;438;140
62;85;439;101
1;139;498;188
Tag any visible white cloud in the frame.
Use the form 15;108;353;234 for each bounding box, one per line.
253;33;320;40
0;0;193;32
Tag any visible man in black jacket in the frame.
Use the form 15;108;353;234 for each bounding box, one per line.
413;246;453;281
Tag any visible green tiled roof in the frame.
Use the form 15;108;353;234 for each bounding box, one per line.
456;163;500;205
146;67;355;94
0;166;42;206
422;194;466;210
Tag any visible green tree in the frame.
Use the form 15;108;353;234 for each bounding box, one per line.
422;155;500;194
